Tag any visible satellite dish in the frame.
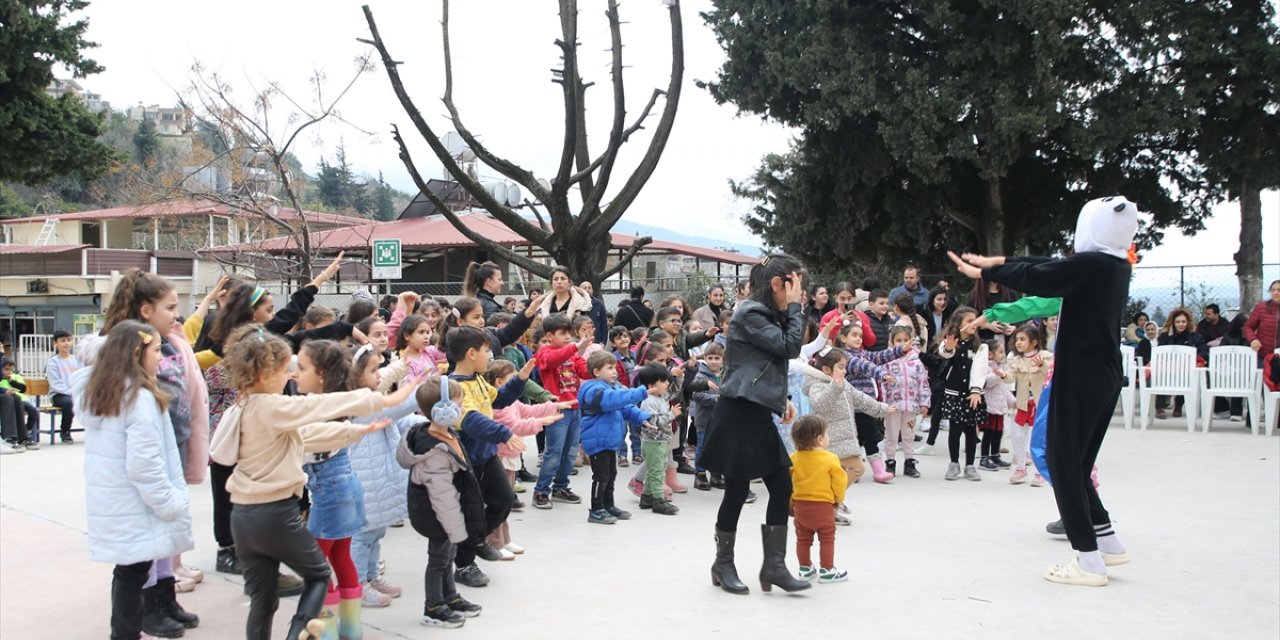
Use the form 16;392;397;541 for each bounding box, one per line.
441;132;470;158
505;183;521;205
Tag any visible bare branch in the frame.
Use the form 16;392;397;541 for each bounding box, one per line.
578;0;628;228
570;88;663;185
595;2;684;237
523;198;550;232
550;0;582;206
362;5;553;245
598;235;653;281
391;125;554;277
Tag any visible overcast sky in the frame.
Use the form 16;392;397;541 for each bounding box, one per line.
73;0;1276;268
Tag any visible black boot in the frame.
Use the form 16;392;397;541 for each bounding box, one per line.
710;473;726;489
758;524;811;593
711;529;749;595
284;578;330;640
141;585;185;638
156;577;199;628
885;459;897;476
215;546;241;575
694;473;711;491
904;458;920;478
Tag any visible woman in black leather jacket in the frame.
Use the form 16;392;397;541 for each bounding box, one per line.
698;253;810;596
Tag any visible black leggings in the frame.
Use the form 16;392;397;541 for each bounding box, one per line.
980;429;1004;458
110;561;152;640
948;419;979;465
210;462;235;549
853;412;881;457
715;466;792;533
231;499;331;640
926;382;945;445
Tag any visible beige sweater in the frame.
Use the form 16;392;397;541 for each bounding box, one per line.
227;389;384;505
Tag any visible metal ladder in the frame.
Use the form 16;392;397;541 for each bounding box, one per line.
35;218;59;245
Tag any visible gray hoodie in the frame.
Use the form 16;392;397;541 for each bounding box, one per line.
395;430;469;544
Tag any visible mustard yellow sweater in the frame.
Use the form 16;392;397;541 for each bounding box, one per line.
789;449;847;505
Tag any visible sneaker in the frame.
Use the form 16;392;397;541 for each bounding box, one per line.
512;481;526;494
915;443;935;456
1030;473;1047;488
945;463;961;480
744;489;757;504
477;543;515;562
532;493;552;510
445;595;483;618
605;506;632;520
421;603;466;628
1213;410;1230;420
964;465;982;481
639;494;654;510
361;585;392;607
588;509;619;525
516;468;538;483
0;441;18;455
369;578;402;598
837;502;851;515
885;459;897;476
979;458;1000;471
797;565;817;582
993;456;1011;469
817;567;849;584
215;547;241;575
618;456;630;468
904;459;920;478
651;499;679;515
510;498;525;512
1009;467;1028;484
1230;415;1244;422
694;473;711;491
551;488;581;504
453;563;489;588
632;454;643;465
835;513;851;526
503;542;525;555
1045;519;1066;536
60;434;74;444
24;439;40;451
569;467;578;476
628;478;644;497
1;440;24;454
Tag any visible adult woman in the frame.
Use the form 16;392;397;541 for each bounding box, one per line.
699;253;811;596
803;283;836;326
693;284;730;330
1156;308;1207;419
1124;312;1150;345
658;295;693;325
965;278;1020;340
462;261;506;320
926;286;953;345
1243;280;1280;366
537;266;592;319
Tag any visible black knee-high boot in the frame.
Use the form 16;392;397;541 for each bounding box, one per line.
711;528;748;594
758;525;811;593
284;578;330;639
110;562;151;640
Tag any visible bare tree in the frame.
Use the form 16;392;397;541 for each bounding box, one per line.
172;58;374;286
361;0;684;290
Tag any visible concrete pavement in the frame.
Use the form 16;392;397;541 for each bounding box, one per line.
2;414;1277;639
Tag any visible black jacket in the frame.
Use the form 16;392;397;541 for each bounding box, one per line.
614;300;653;331
404;425;486;544
719;300;805;415
477;290;504;321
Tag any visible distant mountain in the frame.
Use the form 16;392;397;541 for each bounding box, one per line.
611;219;762;257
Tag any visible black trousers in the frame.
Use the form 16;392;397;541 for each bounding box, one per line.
110;560;152;640
424;537;458;608
980;429;1004;458
1048;374;1119;553
716;466;792;532
926;381;945;445
50;392;75;435
231;498;331;640
589;451;617;511
853;412;881;457
455;456;512;566
673;409;690;462
209;462;235;549
0;394;21;442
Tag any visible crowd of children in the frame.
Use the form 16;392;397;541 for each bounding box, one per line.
38;248;1084;637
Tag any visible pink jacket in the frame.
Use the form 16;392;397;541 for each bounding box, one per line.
166;323;209;485
494;400;561;458
880;351;931;412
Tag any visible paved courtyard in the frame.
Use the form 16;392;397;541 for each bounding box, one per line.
2;413;1277;639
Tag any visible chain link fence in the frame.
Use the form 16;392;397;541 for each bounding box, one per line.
1130;264;1280;324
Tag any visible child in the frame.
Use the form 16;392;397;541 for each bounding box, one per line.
635;363;681;515
978;338;1015;471
209;327;408;640
1006;325;1053;485
578;351;653;524
445;325;530;586
803;350;893;523
487;359;567;548
837;319;908;483
628;342;686;496
881;326;931;479
0;360;38;450
45;328;82;443
396;314;442;379
789;416;848;583
78;321;193;639
574;316;603;357
531;313;593;510
609;327;642;466
397;377;485;629
937;306;990;482
691;343;725;491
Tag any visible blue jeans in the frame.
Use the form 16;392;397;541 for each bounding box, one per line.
617;421;642;459
350;527;386;584
535;409;580;495
694;423;707;473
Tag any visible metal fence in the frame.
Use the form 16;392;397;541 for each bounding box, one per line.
1130;264;1280;321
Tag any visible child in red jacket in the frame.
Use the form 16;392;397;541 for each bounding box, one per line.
530;313;592;509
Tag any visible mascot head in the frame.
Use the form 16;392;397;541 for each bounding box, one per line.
1074;196;1139;260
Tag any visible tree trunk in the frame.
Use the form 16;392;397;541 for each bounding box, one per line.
1234;178;1263;311
981;178;1007;257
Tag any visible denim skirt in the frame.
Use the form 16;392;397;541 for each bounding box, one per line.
304;449;368;540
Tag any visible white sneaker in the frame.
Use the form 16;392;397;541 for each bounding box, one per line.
361;585;392;608
915;443;935;456
1229;415;1244;422
1213;411;1230;420
0;441;23;455
503;542;525;555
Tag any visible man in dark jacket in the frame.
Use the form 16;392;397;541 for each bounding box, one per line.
1196;304;1227;344
614;287;654;331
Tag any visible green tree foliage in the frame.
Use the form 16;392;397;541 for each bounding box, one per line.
703;0;1213;272
315;143;370;215
0;0;117;184
372;171;396;221
133;117;158;164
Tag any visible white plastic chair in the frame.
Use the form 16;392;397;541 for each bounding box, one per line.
1199;346;1261;434
1119;345;1142;430
1140;345;1200;432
